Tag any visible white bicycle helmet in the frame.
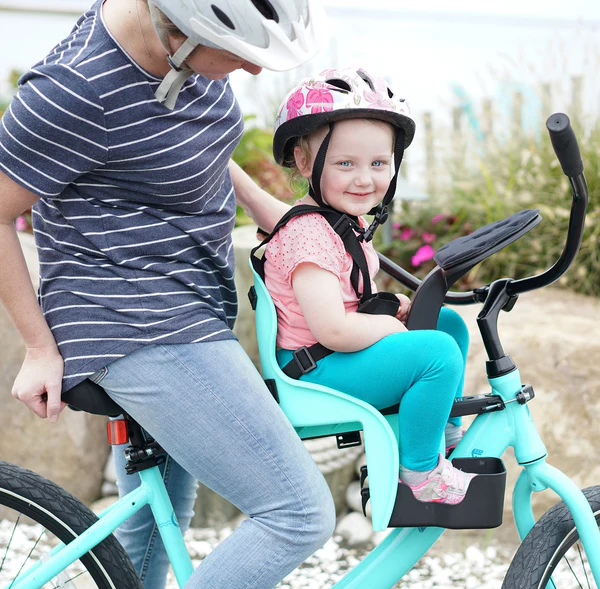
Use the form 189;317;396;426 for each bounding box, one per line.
148;0;328;109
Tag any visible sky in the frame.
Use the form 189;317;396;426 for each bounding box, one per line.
324;0;600;20
0;0;598;184
1;0;600;20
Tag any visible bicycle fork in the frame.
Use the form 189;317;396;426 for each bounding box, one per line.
508;390;600;586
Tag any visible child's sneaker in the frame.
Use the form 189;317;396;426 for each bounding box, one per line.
403;456;476;505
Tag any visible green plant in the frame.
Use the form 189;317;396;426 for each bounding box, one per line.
0;68;20;117
232;116;296;226
382;104;600;297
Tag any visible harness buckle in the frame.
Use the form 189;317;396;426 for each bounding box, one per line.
332;215;360;240
292;346;317;375
167;55;184;72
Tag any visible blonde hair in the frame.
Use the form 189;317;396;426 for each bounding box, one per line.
286;135;312;185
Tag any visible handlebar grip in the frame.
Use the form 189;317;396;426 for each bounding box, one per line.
546;113;584;177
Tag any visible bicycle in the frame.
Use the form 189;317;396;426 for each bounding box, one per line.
0;112;596;589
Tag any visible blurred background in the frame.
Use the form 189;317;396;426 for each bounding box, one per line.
1;5;600;580
1;0;599;293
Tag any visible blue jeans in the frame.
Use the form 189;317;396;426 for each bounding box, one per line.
91;340;335;589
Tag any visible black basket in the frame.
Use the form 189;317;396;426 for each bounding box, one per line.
362;457;506;530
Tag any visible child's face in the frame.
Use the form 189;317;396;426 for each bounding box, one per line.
295;118;394;217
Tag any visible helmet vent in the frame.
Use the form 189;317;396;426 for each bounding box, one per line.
211;5;236;29
251;0;280;23
356;70;375;92
325;78;352;93
387;87;394;98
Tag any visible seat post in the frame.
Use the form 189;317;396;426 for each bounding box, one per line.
121;415;166;474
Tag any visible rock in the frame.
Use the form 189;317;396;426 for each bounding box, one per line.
335;511;374;546
0;232;110;506
454;287;600;517
101;481;118;497
346;480;371;519
346;481;363;514
191;483;241;529
232;224;263;369
104;452;117;484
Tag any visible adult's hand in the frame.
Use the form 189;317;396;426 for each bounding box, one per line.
12;344;66;422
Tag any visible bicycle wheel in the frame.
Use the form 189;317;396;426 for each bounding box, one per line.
502;485;600;588
0;460;142;589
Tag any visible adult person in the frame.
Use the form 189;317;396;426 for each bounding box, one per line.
0;1;335;588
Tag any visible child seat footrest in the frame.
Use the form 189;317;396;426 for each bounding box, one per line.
361;457;506;530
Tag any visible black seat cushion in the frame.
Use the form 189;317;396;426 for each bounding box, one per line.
434;209;541;272
62;379;124;417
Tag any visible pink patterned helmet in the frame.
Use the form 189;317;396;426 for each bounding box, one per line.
273;66;416;166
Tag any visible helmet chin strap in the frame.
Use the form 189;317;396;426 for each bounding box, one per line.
308;124;334;208
148;2;197;110
362;128;406;242
309;125;406;242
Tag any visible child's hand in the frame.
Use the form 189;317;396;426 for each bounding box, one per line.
395;294;411;324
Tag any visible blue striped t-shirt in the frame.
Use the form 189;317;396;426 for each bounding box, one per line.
0;1;245;390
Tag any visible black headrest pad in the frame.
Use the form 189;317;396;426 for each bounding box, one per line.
434;209;541;271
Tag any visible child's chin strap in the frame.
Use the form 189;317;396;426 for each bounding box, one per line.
308;123;406;242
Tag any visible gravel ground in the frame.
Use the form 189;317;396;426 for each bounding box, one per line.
2;519;593;588
165;526;518;588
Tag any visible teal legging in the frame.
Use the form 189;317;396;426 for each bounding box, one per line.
277;307;469;472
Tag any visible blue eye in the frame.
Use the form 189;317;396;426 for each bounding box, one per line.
372;160;383;167
339;161;352;167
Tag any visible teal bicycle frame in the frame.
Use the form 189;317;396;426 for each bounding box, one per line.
8;466;193;589
8;368;600;589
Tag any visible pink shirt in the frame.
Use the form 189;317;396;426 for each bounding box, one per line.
264;203;379;350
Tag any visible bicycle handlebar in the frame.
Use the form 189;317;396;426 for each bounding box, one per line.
376;253;480;304
378;113;587;304
507;114;588;296
546;113;584;177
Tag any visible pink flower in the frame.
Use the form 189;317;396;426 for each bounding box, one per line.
392;222;401;230
15;216;28;232
399;227;414;241
422;232;437;244
431;214;446;225
286;88;305;119
411;244;435;267
363;89;392;110
306;83;334;114
319;68;339;79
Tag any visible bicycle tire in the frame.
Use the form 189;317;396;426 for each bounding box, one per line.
502;485;600;588
0;460;143;589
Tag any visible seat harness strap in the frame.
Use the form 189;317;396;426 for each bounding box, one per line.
250;205;400;379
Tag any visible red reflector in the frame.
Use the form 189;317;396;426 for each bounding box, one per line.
107;420;129;445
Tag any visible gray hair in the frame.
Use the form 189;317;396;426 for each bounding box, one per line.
139;1;185;37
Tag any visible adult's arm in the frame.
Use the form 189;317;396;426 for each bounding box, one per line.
229;159;290;234
0;171;65;421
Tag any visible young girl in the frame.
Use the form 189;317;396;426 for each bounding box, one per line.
263;67;474;504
